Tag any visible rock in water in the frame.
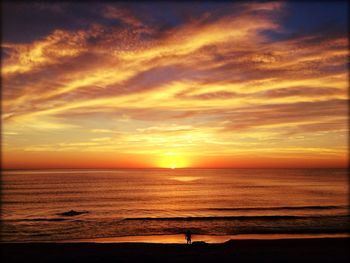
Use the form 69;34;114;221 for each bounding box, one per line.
57;210;88;217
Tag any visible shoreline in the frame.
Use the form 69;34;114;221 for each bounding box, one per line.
2;232;348;244
1;237;349;263
60;232;350;244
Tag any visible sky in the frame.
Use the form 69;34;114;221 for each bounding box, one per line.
1;1;349;169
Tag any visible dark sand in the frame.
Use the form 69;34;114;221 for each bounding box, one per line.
1;238;349;263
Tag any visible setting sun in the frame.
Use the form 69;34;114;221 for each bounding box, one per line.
157;153;189;169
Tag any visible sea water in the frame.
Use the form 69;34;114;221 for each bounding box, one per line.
1;168;349;242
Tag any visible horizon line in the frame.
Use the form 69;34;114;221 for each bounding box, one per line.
2;166;348;171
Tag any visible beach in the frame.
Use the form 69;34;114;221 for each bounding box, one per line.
2;169;348;262
1;237;349;263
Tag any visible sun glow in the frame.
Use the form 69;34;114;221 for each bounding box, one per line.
1;2;348;170
157;153;189;169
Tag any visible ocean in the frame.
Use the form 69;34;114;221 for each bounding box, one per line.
1;168;349;242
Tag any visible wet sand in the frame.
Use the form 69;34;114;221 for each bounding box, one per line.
62;233;349;243
1;237;349;263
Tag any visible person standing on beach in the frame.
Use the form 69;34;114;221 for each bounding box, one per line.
185;230;192;244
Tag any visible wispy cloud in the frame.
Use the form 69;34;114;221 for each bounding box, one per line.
2;2;348;168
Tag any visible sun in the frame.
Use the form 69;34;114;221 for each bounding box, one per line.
157;152;189;169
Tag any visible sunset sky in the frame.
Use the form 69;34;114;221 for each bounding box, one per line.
2;1;349;169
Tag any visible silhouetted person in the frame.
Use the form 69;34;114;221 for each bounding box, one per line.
185;230;192;244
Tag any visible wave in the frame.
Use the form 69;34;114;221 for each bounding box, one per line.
8;214;348;224
3;215;349;242
22;218;67;222
123;215;349;221
207;205;348;211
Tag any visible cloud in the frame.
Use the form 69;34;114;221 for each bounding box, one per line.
137;125;193;133
102;5;144;28
91;129;116;133
255;86;345;98
2;2;348;167
220;99;348;131
91;137;112;142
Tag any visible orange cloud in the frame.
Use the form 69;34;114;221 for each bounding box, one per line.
2;2;348;169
